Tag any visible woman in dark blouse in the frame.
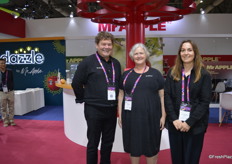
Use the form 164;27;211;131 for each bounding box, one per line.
164;40;212;164
118;43;166;164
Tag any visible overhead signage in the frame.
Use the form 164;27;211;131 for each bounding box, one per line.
98;22;167;32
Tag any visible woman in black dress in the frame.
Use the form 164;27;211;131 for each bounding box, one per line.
118;43;166;164
164;40;212;164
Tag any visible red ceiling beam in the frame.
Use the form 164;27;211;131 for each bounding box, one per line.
0;10;26;38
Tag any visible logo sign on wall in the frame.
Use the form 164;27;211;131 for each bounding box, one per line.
2;49;45;65
0;39;66;106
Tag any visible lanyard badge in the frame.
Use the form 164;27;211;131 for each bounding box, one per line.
179;102;192;121
124;93;132;111
108;86;116;100
3;85;8;93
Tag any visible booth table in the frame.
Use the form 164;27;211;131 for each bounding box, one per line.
14;88;45;115
26;88;45;110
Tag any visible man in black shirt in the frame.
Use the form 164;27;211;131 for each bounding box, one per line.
72;32;121;164
0;58;16;127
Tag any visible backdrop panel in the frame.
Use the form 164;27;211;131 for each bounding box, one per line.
0;39;66;105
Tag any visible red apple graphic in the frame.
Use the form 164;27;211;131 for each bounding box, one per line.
47;76;59;91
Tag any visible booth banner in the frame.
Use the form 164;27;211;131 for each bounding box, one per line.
163;55;232;91
0;40;66;105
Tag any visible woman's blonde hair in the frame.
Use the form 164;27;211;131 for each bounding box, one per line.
171;40;204;82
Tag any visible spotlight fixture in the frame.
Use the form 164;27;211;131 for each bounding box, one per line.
70;11;74;18
13;14;19;19
200;8;205;14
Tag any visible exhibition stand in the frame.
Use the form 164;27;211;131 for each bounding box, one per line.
58;83;170;152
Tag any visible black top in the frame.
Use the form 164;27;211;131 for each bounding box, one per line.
164;68;212;135
0;69;14;92
119;67;164;157
72;53;121;107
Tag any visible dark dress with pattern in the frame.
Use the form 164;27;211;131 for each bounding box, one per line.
119;67;164;157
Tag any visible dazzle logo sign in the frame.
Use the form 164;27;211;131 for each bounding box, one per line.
0;46;45;65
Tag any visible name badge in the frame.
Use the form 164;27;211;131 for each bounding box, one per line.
107;86;116;100
124;95;132;111
3;85;8;93
178;103;191;121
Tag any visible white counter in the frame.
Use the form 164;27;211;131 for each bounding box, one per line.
14;88;45;115
63;88;170;152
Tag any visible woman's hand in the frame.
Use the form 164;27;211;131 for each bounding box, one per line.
118;117;122;128
159;89;166;130
117;89;124;129
173;120;182;130
160;116;166;130
180;122;190;132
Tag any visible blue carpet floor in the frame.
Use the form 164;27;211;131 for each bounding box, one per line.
14;106;232;123
209;107;232;123
14;106;64;121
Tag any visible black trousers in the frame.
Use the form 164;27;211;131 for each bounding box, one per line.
168;131;205;164
84;104;117;164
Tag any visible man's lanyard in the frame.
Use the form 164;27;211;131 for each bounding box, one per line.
123;66;147;95
95;53;115;85
181;69;191;103
1;70;8;85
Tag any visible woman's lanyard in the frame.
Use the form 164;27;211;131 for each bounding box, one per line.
95;53;116;100
123;66;147;96
95;53;115;86
123;66;147;111
179;69;191;121
181;69;191;103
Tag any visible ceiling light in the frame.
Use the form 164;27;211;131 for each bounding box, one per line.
200;0;203;3
70;11;74;18
200;8;205;14
14;14;19;19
